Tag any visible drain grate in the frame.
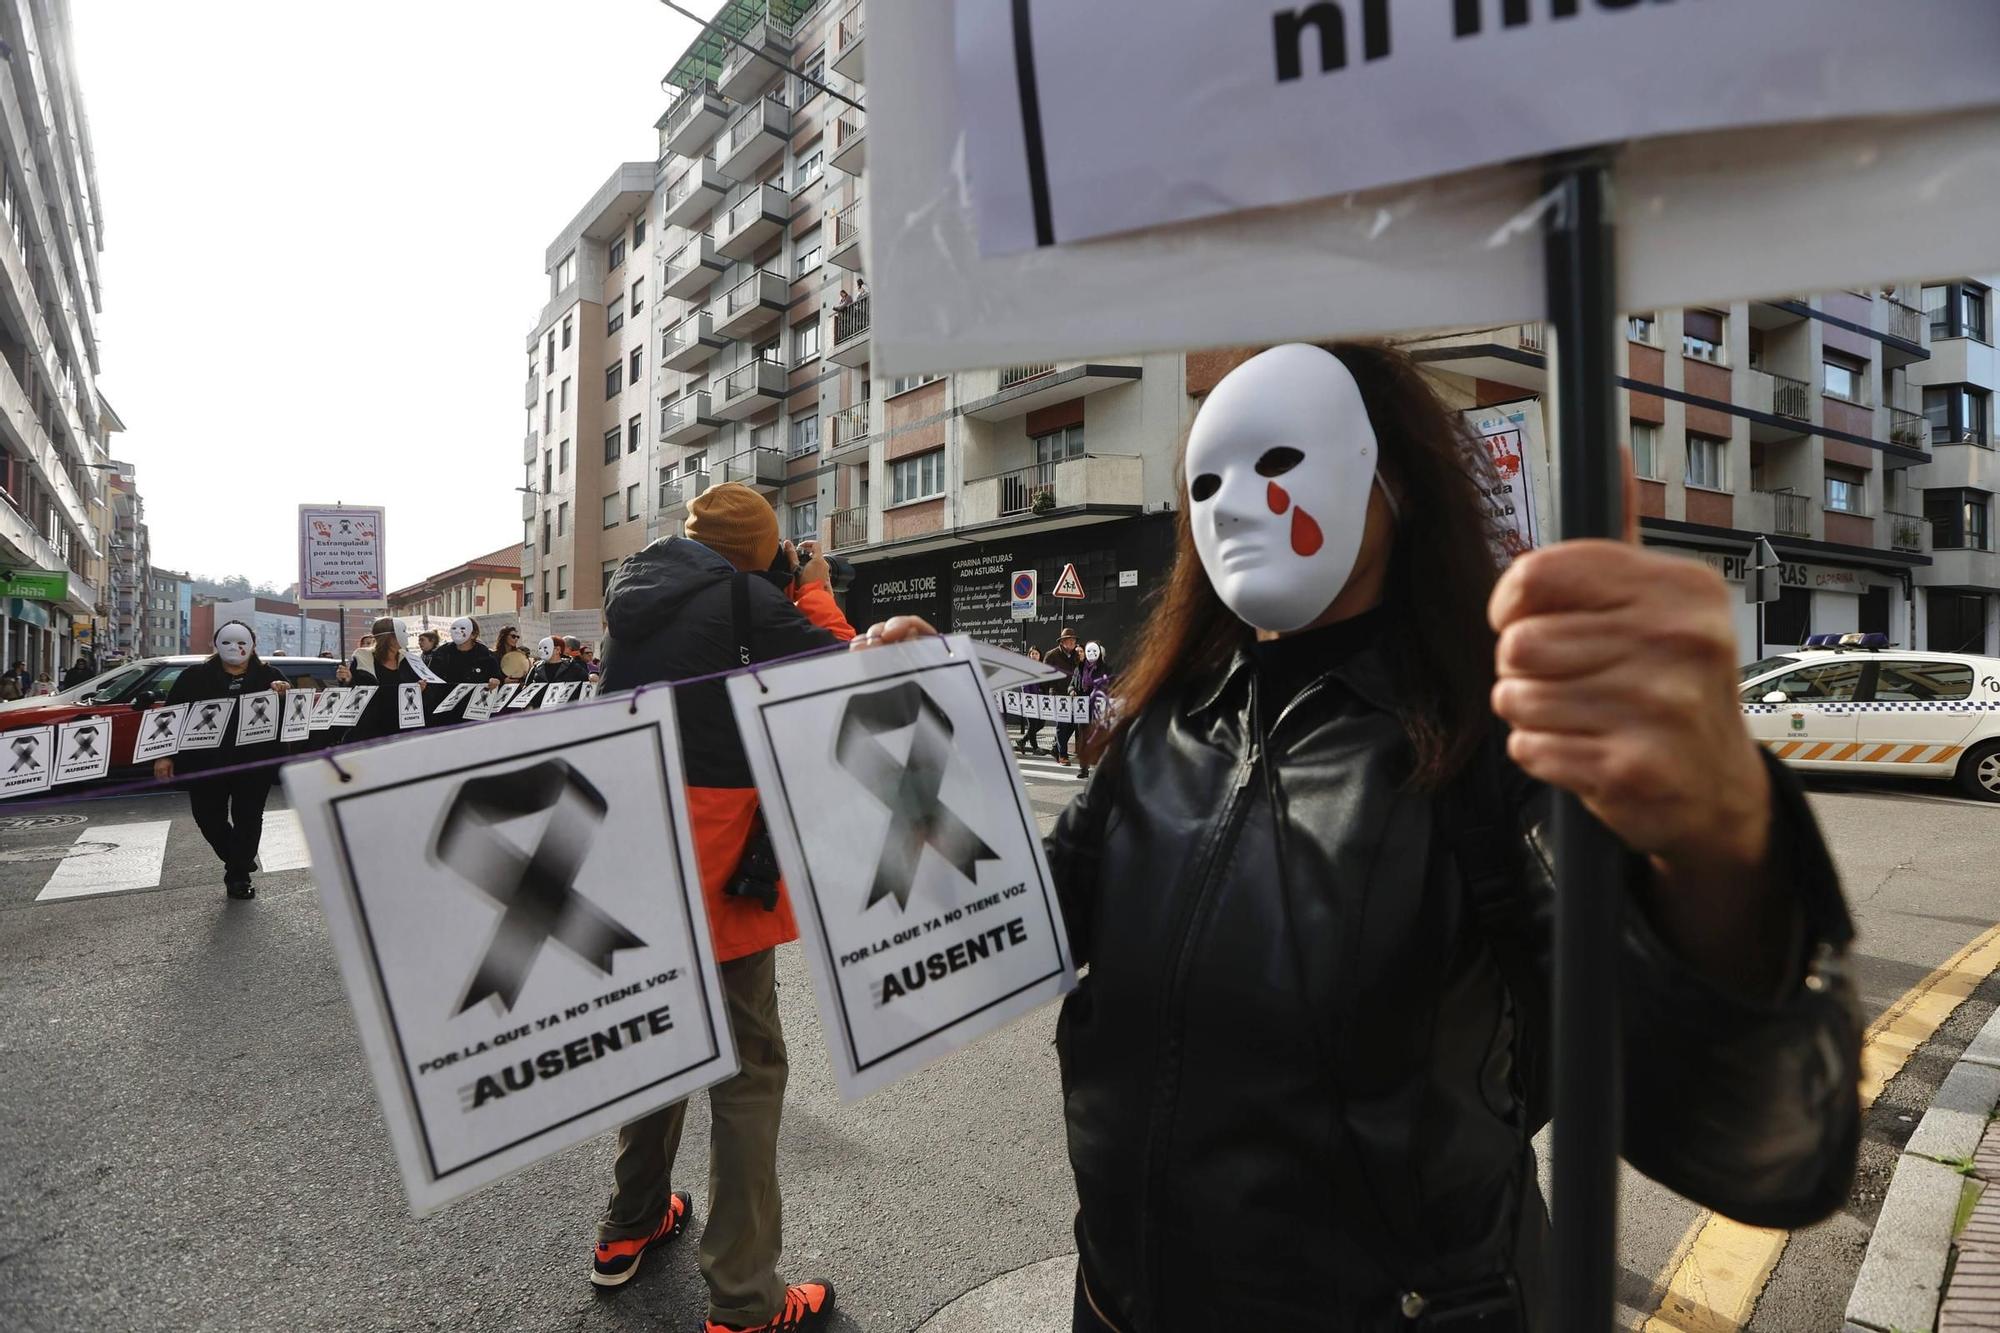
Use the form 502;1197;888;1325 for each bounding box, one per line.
0;813;86;833
0;840;111;863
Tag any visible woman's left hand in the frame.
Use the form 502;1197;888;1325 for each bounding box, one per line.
270;680;289;694
849;615;940;651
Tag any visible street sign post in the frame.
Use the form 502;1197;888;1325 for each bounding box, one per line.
1747;535;1783;656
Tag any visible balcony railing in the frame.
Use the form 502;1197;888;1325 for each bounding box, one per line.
664;80;721;143
1760;488;1812;537
831;505;868;550
1000;363;1056;390
839;8;865;52
829;402;871;451
834;293;871;346
1885;298;1923;345
1517;323;1545;353
1887;511;1930;554
1888;406;1927;451
1770;372;1810;421
720;446;785;488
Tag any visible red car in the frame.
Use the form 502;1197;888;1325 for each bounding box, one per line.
0;654;346;779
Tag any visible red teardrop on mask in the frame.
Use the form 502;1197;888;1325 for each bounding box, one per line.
1291;506;1324;557
1267;482;1289;514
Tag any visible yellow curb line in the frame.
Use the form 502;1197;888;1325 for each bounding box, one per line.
1642;921;2000;1333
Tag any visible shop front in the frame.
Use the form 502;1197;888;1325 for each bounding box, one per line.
1650;535;1917;662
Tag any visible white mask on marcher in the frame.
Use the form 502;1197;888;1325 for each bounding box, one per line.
450;617;475;647
215;623;255;668
1184;344;1379;633
536;636;556;662
1084;643;1102;664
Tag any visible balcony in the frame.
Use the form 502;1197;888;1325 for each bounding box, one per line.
1887;510;1931;555
660;469;712;516
662;80;728;159
663;311;729;371
1000;363;1056;390
520;490;538;522
662;157;732;229
963;362;1144;421
833;5;865;80
524;367;540;409
831;505;869;551
715;182;789;261
711;269;789;340
718;97;792;181
960;455;1144;527
718;15;794;103
828;402;872;459
522;430;539;465
662;391;724;445
828;198;865;271
1888;406;1927;452
719;445;786;491
1882;298;1928;367
830;113;868;176
1745;370;1811;443
1754;488;1813;538
714;358;788;420
829;293;871;367
663;233;727;300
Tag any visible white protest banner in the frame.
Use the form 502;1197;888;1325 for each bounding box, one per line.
507;684;544;710
868;0;2000;373
238;692;283;746
578;683;599;702
132;705;187;763
409;655;445;686
281;688;736;1215
972;640;1065;694
282;690;315;743
333;687;377;727
1034;694;1054;722
0;725;54;796
398;683;426;730
310;689;350;732
177;698;236;751
729;635;1075;1099
54;718;111;784
463;688;497;723
433;683;477;716
488;684;519;712
1466;399;1548;562
542;682;580;707
1002;690;1022;718
298;504;387;605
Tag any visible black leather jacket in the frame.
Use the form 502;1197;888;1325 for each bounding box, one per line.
1046;638;1860;1332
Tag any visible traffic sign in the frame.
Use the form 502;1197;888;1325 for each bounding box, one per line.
1746;536;1782;605
1009;569;1037;619
1050;563;1085;599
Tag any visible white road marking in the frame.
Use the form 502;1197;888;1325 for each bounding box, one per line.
1015;758;1083;784
257;808;312;873
35;821;173;902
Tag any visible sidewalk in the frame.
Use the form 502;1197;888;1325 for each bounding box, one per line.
1847;1008;2000;1332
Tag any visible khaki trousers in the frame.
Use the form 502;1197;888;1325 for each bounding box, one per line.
599;948;789;1327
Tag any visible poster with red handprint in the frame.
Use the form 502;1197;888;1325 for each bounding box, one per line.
1463;401;1547;566
298;504;389;604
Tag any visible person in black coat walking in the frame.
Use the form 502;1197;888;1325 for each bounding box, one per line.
156;621;290;899
426;616;503;725
335;617;424;742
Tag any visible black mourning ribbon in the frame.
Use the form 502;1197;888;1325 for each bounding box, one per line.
835;680;1000;912
10;736;40;773
191;702;223;733
148;712;177;741
432;759;644;1016
247;697;272;727
71;725;98;758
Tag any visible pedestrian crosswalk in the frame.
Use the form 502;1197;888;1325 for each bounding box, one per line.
27;808;313;904
1012;751;1085;784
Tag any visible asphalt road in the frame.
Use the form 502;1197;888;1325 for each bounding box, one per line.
0;754;1994;1333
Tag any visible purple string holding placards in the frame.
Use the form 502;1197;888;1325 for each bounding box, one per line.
0;635;897;814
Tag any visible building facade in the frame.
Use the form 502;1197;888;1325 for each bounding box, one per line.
103;461;149;662
190;596;340;662
387;543;526;628
144;567;191;657
1907;277;1997;655
0;0;117;677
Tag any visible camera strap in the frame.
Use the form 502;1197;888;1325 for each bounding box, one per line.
732;572;753;667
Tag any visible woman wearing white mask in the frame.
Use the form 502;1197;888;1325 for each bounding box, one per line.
157;620;290;900
336;617;423;742
854;343;1860;1330
426;616;503;725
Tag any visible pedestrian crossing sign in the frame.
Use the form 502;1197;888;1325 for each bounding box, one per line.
1050;563;1085;599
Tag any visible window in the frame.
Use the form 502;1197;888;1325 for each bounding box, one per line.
1627;312;1657;345
557;566;568;601
796;49;825;105
1824;468;1865;515
793;148;824;192
1821;353;1865;404
1758;660;1865;703
632;214;646;247
890;449;945;505
603;492;620;528
888;372;943;397
791;316;821;366
606;363;622;398
543;389;553;433
1925;281;1990;341
605;428;622;464
557;251;576;288
754;335;782;365
630;347;643;383
751;422;779;454
1875;661;1974;702
561;377;571;411
659;464;677;508
1685;433;1727;490
1630;421;1663;481
628;415;642;454
1926;384;1992;447
610;238;627;269
1033;424;1086;466
562;314;573;348
1681;309;1724;362
1926;487;1992;551
1929;592;1989;655
795;224;823;276
607;300;624;334
546;331;556;373
627;483;642;520
602;559;619;600
630;278;644;316
541;517;551;554
541;572;550;607
559;438;570;473
557;501;569;536
791;499;818;540
789;414;820;456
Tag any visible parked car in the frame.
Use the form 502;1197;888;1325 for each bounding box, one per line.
1740;633;2000;801
0;654;345;778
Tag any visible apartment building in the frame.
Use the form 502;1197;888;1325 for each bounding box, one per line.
0;0;116;676
103;462;148;661
387;543;525;628
1907;277;1997;655
143;567;191;657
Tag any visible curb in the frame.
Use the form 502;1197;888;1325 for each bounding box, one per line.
1845;1006;2000;1332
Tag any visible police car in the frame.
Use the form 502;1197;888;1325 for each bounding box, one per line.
1740;634;2000;802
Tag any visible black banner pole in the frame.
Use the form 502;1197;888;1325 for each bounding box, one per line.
1542;149;1625;1333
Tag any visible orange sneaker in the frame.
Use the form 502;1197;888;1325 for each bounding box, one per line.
590;1190;691;1289
706;1280;837;1331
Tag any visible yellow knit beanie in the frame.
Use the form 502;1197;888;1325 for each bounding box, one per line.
684;482;780;572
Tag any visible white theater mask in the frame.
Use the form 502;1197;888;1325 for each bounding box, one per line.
536;636;556;662
1084;643;1102;664
450;618;474;647
215;623;255;668
1184;344;1379;634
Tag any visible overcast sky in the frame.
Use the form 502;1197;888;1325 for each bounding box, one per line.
73;0;715;593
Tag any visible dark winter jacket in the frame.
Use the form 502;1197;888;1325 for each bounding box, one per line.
600;537;854;961
1047;626;1861;1332
340;656;424;743
425;640;503;724
1071;660;1113;699
163;658;288;775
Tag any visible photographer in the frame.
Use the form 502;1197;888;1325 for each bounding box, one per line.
590;483;849;1333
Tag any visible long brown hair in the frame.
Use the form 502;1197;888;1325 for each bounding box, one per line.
1091;342;1502;789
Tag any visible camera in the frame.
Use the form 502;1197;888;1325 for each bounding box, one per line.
766;542;856;596
725;820;782;912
